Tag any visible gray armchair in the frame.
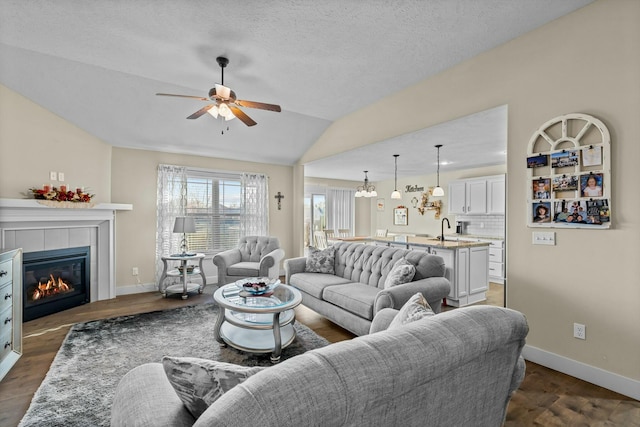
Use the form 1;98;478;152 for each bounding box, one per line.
212;236;285;286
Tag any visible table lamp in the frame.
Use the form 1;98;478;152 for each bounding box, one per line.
173;216;196;255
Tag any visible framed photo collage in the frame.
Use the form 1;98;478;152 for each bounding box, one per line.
526;114;611;229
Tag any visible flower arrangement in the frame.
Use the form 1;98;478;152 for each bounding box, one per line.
29;186;94;203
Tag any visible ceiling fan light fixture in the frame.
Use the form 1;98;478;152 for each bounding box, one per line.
218;103;235;120
215;84;231;100
433;144;445;197
391;155;402;199
207;105;219;118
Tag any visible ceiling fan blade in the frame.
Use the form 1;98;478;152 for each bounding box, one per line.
156;93;209;101
229;106;257;126
187;105;214;119
235;100;281;112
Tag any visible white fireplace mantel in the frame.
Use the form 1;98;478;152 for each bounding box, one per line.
0;198;132;221
0;198;133;302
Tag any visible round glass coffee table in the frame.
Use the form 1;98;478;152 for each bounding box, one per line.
213;280;302;363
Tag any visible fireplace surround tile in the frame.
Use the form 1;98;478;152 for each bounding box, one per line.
69;228;92;247
44;228;70;250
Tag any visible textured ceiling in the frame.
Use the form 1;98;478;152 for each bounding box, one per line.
0;0;593;180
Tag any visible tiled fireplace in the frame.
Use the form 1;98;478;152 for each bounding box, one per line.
0;199;132;319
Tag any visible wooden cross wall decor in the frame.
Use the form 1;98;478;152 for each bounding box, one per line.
274;192;284;210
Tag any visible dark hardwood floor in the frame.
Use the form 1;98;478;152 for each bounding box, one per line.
1;284;638;427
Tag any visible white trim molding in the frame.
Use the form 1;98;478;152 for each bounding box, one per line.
0;198;132;302
523;345;640;400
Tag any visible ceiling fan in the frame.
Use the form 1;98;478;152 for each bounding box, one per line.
156;56;281;127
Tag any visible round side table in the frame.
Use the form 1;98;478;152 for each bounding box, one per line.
159;253;206;299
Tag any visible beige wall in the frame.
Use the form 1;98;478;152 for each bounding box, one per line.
300;0;640;384
111;147;293;287
369;165;506;237
0;85;112;202
0;86;294;289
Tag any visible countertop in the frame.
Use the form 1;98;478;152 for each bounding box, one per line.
372;236;491;249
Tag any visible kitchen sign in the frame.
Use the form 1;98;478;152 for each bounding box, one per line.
405;185;425;193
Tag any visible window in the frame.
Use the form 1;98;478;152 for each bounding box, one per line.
156;165;269;279
185;171;242;253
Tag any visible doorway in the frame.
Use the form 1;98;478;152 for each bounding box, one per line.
304;193;326;249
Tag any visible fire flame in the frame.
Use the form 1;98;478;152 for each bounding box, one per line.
32;274;73;301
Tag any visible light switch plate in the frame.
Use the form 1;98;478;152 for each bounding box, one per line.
58;172;65;181
532;231;555;245
49;171;57;181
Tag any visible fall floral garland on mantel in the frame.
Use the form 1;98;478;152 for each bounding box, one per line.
29;185;94;203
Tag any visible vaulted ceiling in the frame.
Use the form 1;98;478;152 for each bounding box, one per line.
0;0;593;181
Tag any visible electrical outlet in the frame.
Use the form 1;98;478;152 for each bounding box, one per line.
573;323;586;340
132;267;139;276
50;171;57;181
58;172;65;181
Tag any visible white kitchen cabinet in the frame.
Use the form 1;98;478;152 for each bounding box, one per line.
430;245;489;307
487;175;506;214
487;240;505;284
448;179;487;214
449;175;505;215
448;181;467;214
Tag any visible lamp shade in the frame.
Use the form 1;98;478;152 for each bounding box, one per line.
432;186;445;197
173;217;196;233
391;190;402;199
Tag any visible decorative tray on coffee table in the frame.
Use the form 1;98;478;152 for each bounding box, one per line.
236;278;280;296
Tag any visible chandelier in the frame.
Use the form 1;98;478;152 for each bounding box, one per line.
354;171;378;198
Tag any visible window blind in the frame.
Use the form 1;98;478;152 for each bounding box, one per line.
184;169;243;253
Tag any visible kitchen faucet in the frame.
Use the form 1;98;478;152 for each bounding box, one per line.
440;217;451;242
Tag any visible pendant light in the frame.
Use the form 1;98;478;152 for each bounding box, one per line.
391;154;401;199
432;144;445;196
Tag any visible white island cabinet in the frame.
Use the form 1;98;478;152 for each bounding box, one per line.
430;245;489;307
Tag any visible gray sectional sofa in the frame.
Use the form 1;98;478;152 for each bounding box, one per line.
284;241;451;336
111;305;529;427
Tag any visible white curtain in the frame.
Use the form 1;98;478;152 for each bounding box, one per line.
156;164;187;283
241;173;269;236
327;188;355;233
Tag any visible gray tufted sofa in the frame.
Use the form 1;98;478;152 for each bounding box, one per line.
213;236;285;286
111;305;528;427
284;242;451;336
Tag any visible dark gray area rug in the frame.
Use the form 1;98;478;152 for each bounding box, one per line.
19;303;330;427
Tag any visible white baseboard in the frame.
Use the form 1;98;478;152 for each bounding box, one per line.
116;276;217;296
116;282;158;295
522;345;640;400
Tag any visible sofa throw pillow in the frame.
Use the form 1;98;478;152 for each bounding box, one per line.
388;292;434;330
384;258;416;289
305;245;336;274
162;356;265;419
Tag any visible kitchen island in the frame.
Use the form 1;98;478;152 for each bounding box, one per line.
372;236;490;307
